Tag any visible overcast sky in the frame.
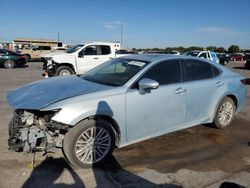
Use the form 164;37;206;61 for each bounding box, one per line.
0;0;250;49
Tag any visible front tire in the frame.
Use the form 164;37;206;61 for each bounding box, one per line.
214;97;235;129
55;66;74;76
63;119;115;168
4;60;15;69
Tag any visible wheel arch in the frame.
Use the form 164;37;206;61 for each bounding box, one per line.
75;115;121;147
226;94;238;109
23;54;31;59
56;63;76;73
90;115;121;147
210;93;238;123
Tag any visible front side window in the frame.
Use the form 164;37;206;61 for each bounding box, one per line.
182;60;213;81
0;50;7;55
81;58;149;86
84;45;97;55
66;44;84;53
141;60;182;85
199;52;207;59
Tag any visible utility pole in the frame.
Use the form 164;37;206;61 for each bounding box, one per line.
120;21;123;49
57;31;60;42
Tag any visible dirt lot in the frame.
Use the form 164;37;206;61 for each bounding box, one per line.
0;61;249;188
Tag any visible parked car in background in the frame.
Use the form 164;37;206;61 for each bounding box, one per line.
115;49;137;55
216;53;230;65
167;51;180;55
183;50;219;64
245;54;250;69
0;49;27;69
7;55;247;168
230;53;245;61
19;45;53;60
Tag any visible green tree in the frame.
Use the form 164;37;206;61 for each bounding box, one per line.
228;45;240;53
216;47;226;53
176;46;186;53
206;46;217;51
186;46;204;51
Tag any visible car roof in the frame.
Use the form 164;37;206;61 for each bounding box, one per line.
118;54;179;62
0;49;19;54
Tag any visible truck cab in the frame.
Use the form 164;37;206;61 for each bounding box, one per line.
183;50;220;64
43;42;121;76
20;45;53;60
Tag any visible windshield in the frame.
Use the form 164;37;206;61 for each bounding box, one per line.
183;51;200;57
66;44;84;53
81;58;149;86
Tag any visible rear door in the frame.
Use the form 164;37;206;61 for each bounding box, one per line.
180;59;224;124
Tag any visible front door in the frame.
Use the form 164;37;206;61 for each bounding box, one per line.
77;45;112;74
126;60;187;142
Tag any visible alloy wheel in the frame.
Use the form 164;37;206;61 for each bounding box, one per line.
74;127;111;164
218;101;234;127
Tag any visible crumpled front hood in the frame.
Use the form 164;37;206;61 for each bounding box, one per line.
40;51;65;58
7;76;112;110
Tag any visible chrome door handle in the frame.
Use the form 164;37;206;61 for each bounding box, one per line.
94;57;99;59
174;87;187;94
216;81;224;87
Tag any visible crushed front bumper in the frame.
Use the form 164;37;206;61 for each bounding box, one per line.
43;59;57;77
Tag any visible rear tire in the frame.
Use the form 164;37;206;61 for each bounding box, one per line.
55;66;74;76
214;97;235;129
4;60;15;69
63;119;115;168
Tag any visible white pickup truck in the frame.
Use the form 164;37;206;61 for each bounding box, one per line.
43;42;124;76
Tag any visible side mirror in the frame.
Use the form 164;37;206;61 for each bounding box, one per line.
78;51;84;58
138;78;159;94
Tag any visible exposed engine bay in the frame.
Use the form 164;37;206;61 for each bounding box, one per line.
8;110;69;153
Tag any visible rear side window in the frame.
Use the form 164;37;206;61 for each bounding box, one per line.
38;46;51;50
0;50;7;55
182;60;213;81
141;60;182;85
212;66;221;77
100;45;111;55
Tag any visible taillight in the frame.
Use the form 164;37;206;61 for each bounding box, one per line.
18;56;25;59
241;79;247;85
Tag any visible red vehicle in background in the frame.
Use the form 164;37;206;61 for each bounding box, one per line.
230;53;245;61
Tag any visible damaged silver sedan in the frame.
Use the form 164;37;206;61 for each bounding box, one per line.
7;55;247;168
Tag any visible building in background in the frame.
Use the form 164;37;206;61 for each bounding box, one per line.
12;38;63;50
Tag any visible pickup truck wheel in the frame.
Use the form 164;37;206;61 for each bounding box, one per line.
55;66;74;76
62;119;115;168
214;97;235;129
